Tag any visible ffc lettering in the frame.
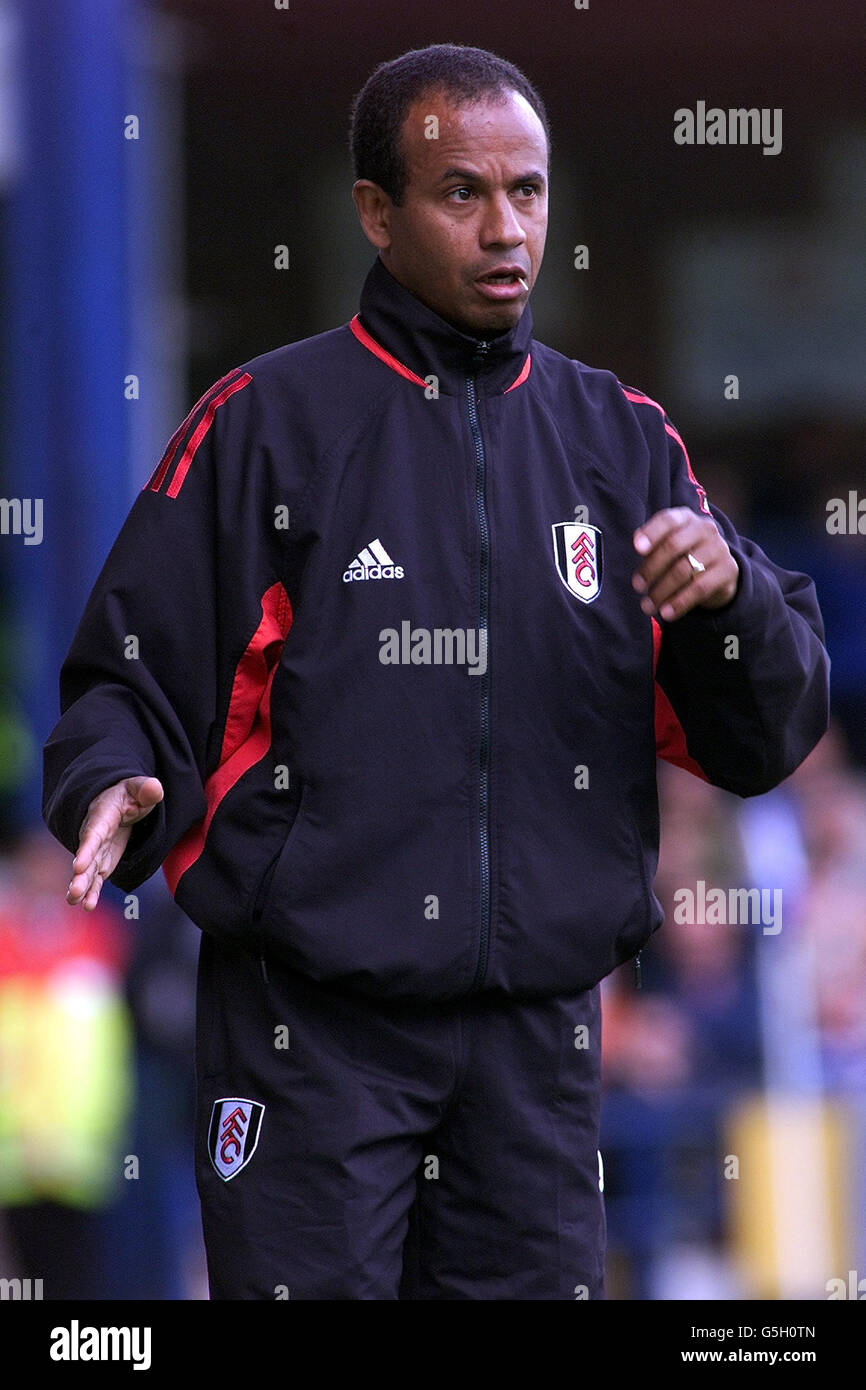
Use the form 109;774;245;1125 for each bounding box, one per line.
207;1097;265;1181
552;522;603;604
571;530;596;589
220;1106;247;1164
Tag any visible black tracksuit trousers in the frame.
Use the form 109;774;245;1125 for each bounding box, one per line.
194;935;606;1300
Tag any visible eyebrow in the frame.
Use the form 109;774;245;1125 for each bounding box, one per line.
438;167;547;185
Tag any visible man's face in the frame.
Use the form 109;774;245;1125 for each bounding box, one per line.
361;88;548;338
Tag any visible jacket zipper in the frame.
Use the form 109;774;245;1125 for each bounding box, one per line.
466;342;491;992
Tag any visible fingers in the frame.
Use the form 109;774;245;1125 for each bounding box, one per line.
633;509;704;592
67;845;116;910
67;817;126;906
636;548;711;620
80;868;105;912
70;784;128;878
69;801;121;888
66;775;163;909
633;508;738;620
126;775;164;811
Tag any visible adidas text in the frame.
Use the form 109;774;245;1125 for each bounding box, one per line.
343;537;404;582
344;564;404;582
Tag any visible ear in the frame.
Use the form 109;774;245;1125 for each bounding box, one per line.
352;180;393;250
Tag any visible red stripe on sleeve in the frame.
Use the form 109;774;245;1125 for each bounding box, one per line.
144;369;247;493
621;385;711;515
651;617;708;780
162;581;293;894
165;373;252;498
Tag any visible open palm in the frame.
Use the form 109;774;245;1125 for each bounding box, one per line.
66;774;164;910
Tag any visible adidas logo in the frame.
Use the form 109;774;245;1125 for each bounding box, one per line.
342;538;405;582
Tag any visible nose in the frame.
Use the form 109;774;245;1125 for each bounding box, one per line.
480;192;526;248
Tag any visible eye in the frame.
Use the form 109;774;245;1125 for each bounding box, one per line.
518;183;539;198
447;186;474;202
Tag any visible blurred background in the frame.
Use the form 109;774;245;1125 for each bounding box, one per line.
0;0;864;1299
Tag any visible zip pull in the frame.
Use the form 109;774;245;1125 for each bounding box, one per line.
633;950;642;990
471;339;490;370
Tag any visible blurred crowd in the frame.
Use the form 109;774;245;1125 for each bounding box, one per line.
601;724;866;1299
0;830;206;1299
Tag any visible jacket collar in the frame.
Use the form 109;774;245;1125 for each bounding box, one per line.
353;255;533;397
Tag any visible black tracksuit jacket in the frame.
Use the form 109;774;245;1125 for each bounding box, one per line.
42;256;831;1001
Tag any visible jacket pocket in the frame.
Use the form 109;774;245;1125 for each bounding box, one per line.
250;779;310;927
614;811;661;962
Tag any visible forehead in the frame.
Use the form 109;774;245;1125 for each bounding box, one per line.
400;88;548;176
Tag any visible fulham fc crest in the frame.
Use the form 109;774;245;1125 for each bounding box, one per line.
208;1098;265;1181
552;522;603;603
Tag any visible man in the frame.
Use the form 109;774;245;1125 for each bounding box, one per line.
43;44;829;1300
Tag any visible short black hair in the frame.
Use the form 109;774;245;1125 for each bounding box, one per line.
349;44;551;205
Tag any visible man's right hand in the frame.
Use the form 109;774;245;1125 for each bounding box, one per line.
66;775;164;911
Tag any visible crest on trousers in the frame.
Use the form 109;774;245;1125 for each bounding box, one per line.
208;1098;265;1181
552;522;603;603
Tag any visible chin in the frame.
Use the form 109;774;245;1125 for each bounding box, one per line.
477;307;522;336
441;296;521;339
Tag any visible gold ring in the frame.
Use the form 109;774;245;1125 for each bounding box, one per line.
687;553;705;574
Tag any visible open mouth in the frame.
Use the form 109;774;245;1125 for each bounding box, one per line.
474;269;530;298
478;271;526;286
